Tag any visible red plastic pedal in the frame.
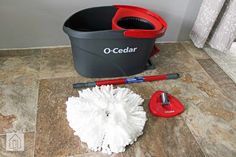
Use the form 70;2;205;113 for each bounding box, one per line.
149;45;160;57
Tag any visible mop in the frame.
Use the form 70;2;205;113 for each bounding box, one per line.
66;73;183;154
66;85;147;154
73;73;180;89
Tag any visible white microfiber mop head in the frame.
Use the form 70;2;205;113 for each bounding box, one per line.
66;85;147;154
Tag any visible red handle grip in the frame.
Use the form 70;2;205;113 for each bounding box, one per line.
96;79;126;86
144;74;167;81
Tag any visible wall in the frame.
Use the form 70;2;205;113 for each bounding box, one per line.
0;0;202;49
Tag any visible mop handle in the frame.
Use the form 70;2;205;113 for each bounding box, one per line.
73;73;180;89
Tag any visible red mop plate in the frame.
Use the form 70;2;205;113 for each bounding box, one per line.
149;90;185;118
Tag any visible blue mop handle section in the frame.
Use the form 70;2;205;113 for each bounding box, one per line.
125;77;145;83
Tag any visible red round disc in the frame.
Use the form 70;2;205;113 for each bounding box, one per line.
149;90;185;118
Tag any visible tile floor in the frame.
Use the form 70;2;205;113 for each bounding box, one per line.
203;42;236;83
0;42;235;157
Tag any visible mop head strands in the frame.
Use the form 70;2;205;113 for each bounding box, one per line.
66;85;147;154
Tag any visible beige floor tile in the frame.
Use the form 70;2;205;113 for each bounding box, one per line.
0;132;35;157
35;77;92;157
198;59;236;102
0;55;40;133
0;49;41;57
204;46;236;83
0;80;39;133
153;43;203;74
122;100;205;157
0;54;40;83
39;47;78;79
181;41;210;59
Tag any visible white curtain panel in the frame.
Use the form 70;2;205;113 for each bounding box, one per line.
209;0;236;52
190;0;236;52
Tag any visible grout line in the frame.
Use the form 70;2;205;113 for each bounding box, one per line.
196;59;236;104
155;40;180;44
181;116;208;157
180;41;211;59
38;74;79;80
197;58;236;84
38;48;43;80
32;79;40;157
33;48;43;157
0;131;35;136
205;52;236;84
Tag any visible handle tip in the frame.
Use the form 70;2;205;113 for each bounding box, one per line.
167;73;180;79
73;82;96;89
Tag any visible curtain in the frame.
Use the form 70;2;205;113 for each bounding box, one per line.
190;0;236;52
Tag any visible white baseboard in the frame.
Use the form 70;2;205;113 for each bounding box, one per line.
0;45;71;51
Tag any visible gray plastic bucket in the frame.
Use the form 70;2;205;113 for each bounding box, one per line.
63;5;166;78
